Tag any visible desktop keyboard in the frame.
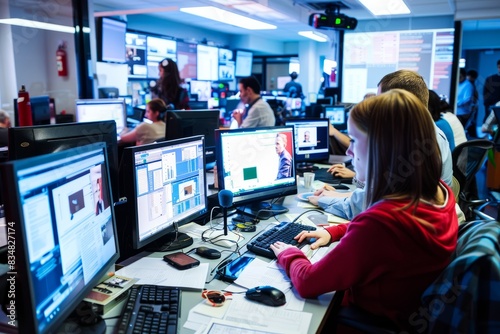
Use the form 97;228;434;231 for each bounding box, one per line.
246;221;316;259
116;285;180;334
313;167;353;186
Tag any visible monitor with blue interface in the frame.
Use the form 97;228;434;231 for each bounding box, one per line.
215;126;297;219
324;106;347;132
0;143;119;334
285;118;330;168
119;136;207;252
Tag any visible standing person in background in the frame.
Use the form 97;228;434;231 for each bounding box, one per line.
483;59;500;123
466;69;479;137
119;98;167;145
0;110;11;147
283;72;304;99
456;68;475;127
232;76;275;128
151;58;190;110
438;96;467;147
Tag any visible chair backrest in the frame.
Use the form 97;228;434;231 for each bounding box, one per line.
410;221;500;333
452;139;493;193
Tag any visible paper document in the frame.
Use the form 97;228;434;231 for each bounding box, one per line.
115;257;209;290
233;258;291;292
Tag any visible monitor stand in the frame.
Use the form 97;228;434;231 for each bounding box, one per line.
296;162;316;174
237;201;289;220
147;232;194;252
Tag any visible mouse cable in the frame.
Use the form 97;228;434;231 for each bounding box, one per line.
291;209;326;224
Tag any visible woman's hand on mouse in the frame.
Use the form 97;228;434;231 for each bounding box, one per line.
270;241;296;257
295;229;332;250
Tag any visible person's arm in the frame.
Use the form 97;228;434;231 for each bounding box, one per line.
457;83;473;107
119;127;137;144
482;110;497;134
329;123;350;148
311;187;365;220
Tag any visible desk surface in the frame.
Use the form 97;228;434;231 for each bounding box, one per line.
105;175;353;333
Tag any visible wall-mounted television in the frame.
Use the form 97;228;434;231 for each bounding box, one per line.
218;48;235;81
197;45;219;81
146;36;177;79
177;41;198;80
235;50;253;77
126;32;147;78
342;28;455;103
96;17;127;63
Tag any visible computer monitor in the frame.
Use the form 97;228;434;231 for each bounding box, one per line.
165;109;220;164
215;126;297;219
189;80;212;102
13;95;51;126
0;142;119;334
8;121;120;204
75;98;127;137
119;136;207;252
98;87;119;98
285;118;330;168
324;105;347;132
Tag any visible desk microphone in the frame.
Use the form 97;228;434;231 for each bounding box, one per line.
218;189;233;236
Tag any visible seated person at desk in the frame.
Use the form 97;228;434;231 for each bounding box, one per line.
0;110;11;147
314;70;453;220
119;98;167;146
232;76;275;128
270;89;458;330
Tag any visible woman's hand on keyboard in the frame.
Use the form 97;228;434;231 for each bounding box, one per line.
327;164;356;179
308;188;337;205
270;241;297;257
295;229;332;250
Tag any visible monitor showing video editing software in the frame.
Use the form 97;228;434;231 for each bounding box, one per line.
215;126;297;219
285;118;330;167
119;135;207;251
0;143;119;334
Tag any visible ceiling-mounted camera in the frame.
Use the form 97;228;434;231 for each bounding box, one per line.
308;5;357;31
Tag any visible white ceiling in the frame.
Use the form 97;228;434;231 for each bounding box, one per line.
91;0;500;42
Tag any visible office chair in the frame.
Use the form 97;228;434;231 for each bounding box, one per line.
324;220;500;334
452;139;494;220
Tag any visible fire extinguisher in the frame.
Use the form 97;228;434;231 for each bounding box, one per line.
18;85;33;126
56;42;68;77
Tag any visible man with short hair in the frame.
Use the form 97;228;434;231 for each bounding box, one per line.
275;133;292;179
483;59;500;123
232;76;275;128
0;110;11;147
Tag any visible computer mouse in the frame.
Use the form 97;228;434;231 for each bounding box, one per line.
245;285;286;307
195;246;221;259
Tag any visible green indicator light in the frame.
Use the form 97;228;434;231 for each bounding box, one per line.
321;16;327;20
335;18;341;25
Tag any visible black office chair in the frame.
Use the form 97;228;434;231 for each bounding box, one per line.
324;220;500;334
452;139;494;220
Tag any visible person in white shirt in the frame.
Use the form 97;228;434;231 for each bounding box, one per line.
119;98;167;145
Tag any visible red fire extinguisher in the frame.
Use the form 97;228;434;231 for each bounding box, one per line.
18;85;33;126
56;42;68;77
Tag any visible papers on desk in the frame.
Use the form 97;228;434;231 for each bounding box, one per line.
115;257;209;290
232;258;291;292
187;295;312;334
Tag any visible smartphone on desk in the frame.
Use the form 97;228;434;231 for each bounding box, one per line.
216;254;255;282
163;252;200;270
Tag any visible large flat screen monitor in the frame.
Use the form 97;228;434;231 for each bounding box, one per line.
75;98;127;137
324;105;347;132
165;109;220;164
0;142;119;333
8;121;120;204
218;48;235;81
285;118;330;168
196;45;218;81
177;41;197;80
119;136;207;252
146;36;177;79
97;17;127;63
342;28;455;103
215;126;297;219
235;50;253;77
189;80;212;102
125;32;147;78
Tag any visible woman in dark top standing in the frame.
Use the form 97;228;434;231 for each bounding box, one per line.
152;58;190;110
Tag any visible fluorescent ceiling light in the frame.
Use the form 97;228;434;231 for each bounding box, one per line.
359;0;410;16
180;6;277;30
298;31;328;42
0;18;75;33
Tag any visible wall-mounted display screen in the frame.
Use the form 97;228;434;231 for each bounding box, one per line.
218;48;235;81
177;41;198;80
126;32;147;78
98;17;127;63
342;28;455;103
235;50;253;77
197;45;219;81
147;36;177;79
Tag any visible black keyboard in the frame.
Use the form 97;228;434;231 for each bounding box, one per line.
313;168;352;187
246;222;317;259
116;285;180;334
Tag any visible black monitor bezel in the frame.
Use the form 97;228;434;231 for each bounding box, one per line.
215;126;298;208
119;135;208;250
0;143;119;334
